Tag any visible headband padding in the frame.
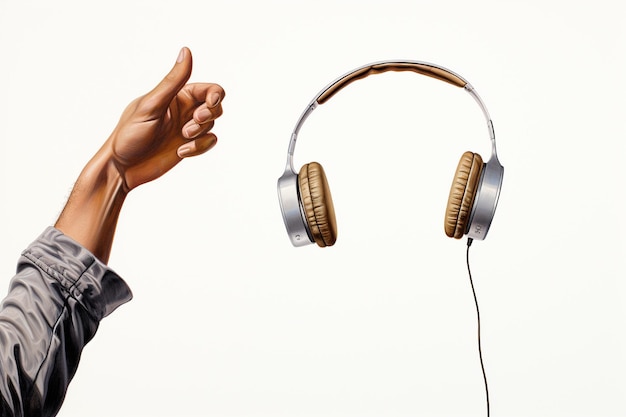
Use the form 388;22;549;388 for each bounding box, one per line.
444;152;484;239
298;162;337;247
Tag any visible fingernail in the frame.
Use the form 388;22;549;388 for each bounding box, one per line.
196;106;211;122
208;92;221;108
185;123;201;138
178;144;191;158
177;48;185;63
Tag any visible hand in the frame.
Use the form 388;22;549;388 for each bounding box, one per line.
107;47;225;191
55;47;225;262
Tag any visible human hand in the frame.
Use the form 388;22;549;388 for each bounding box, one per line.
106;47;225;191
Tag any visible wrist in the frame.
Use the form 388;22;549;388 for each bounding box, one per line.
55;145;128;263
86;144;129;196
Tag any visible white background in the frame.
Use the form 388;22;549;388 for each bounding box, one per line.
1;1;625;416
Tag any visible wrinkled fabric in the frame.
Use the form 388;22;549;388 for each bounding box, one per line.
0;227;132;417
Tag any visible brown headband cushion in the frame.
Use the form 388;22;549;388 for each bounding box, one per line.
298;162;338;247
444;152;484;239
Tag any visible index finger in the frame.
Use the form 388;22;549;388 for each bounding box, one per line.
180;83;226;109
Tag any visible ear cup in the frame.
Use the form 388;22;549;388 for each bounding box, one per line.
298;162;338;247
444;152;484;239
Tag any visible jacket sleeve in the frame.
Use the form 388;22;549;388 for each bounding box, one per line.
0;227;132;417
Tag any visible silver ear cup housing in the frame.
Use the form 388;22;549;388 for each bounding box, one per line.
277;169;314;246
466;156;504;240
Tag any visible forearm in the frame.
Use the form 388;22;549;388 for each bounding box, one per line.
54;145;127;264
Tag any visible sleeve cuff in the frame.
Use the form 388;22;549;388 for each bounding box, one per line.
20;227;133;320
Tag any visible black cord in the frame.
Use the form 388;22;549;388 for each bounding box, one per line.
466;237;490;417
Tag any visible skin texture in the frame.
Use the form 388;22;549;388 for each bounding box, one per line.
54;47;225;263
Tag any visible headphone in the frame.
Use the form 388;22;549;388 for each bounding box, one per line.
277;60;504;247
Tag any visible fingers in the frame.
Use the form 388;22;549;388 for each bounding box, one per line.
140;47;194;117
181;83;225;139
183;82;226;110
141;49;225;158
177;133;218;158
183;118;215;139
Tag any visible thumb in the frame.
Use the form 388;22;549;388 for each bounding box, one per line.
142;47;193;115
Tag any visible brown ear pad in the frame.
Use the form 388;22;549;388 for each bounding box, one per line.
298;162;338;247
444;152;484;239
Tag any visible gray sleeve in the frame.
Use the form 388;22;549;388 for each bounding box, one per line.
0;227;132;417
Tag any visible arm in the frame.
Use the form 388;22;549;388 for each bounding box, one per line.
0;228;132;417
55;46;224;263
0;47;225;416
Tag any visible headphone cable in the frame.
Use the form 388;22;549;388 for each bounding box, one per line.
466;237;490;417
